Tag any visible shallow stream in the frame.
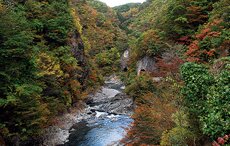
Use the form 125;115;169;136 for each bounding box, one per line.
61;76;133;146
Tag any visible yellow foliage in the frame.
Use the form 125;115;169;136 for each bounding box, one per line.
0;3;2;12
160;127;194;146
70;8;82;34
36;52;63;77
82;36;91;53
0;1;5;13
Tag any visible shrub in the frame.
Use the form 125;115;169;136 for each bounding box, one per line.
180;62;214;115
201;70;230;138
161;127;194;146
125;74;156;99
161;110;196;146
126;92;177;145
180;59;230;139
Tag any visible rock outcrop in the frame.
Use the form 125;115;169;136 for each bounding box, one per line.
137;56;158;75
121;50;130;71
69;30;89;87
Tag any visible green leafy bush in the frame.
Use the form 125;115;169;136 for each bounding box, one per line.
180;62;214;115
180;60;230;139
201;70;230;138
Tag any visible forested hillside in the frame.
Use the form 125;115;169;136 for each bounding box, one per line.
115;0;230;145
73;0;128;74
0;0;229;145
0;0;126;145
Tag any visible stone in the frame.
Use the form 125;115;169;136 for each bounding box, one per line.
137;56;158;75
121;50;130;71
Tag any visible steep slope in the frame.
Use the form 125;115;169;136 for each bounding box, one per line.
73;0;128;74
0;0;128;145
121;0;221;38
117;0;229;145
113;3;141;32
0;0;229;145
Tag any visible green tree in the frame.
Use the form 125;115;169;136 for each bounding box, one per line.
180;60;230;139
180;62;214;115
201;63;230;138
0;2;48;142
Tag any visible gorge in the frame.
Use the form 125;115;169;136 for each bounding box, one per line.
0;0;229;146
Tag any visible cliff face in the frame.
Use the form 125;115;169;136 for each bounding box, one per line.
137;56;157;75
69;30;89;86
121;50;129;71
70;32;85;65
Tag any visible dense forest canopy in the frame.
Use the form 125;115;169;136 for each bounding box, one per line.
116;0;229;145
0;0;229;145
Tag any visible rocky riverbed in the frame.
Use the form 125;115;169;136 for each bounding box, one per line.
41;75;134;146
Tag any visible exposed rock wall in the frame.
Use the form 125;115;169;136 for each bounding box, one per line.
121;50;129;71
69;30;89;87
137;56;158;75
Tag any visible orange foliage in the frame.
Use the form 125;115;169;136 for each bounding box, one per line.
186;57;201;62
124;92;177;145
185;19;225;62
205;49;216;57
153;56;184;77
195;28;211;40
177;36;191;45
185;40;200;61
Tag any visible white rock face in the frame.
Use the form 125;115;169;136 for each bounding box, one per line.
137;56;158;75
123;50;129;58
121;50;129;70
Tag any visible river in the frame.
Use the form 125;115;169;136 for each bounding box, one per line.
56;75;134;146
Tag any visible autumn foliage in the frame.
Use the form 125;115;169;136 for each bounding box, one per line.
124;77;180;145
153;52;184;78
185;19;229;62
121;0;229;145
125;93;176;145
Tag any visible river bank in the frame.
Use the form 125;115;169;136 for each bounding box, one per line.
40;75;134;146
